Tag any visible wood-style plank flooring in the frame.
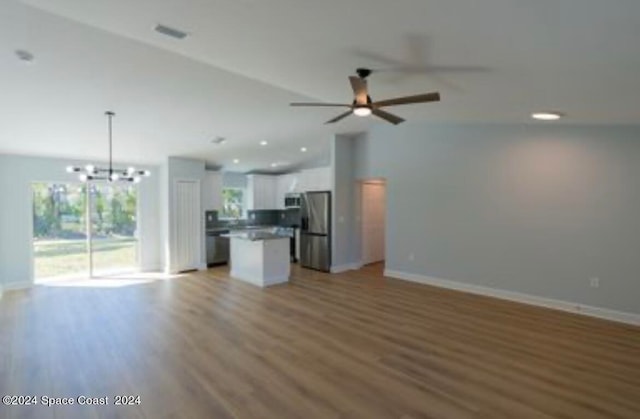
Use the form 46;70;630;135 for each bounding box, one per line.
1;264;640;418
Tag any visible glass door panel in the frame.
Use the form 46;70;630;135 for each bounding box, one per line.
89;183;139;276
32;183;88;281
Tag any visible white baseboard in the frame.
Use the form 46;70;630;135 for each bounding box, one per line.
384;269;640;326
140;265;163;273
1;281;33;292
331;262;363;274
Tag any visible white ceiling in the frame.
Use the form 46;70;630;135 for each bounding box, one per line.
2;0;640;171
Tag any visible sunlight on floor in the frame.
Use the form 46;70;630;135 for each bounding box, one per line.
38;272;185;288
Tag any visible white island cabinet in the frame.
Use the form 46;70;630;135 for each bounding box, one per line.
226;231;290;287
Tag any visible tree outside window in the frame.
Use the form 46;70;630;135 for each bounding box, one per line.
221;188;245;219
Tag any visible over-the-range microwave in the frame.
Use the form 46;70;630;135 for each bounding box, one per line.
284;193;301;209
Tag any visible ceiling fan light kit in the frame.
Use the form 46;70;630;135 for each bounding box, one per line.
353;106;372;117
290;68;441;125
65;111;151;183
531;112;564;121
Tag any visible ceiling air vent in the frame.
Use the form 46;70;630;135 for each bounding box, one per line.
154;24;188;40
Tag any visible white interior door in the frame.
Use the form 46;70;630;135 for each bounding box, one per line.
175;180;201;272
361;182;386;265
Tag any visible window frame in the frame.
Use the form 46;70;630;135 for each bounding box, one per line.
220;187;247;220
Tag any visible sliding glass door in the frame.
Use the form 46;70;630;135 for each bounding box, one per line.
32;182;139;282
32;183;88;280
89;183;138;276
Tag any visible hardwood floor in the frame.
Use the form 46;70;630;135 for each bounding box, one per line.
1;264;639;418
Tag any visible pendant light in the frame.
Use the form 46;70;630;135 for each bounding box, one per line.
66;111;151;183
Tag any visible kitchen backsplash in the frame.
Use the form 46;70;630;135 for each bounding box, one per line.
279;208;302;227
248;209;280;226
214;209;301;228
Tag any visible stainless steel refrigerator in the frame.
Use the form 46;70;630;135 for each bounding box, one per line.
300;191;331;272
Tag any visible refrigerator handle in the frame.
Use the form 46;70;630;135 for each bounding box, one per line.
301;217;308;231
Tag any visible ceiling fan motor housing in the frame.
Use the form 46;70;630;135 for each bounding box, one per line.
356;68;372;79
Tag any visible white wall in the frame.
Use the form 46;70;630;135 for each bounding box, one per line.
0;154;161;289
352;124;640;315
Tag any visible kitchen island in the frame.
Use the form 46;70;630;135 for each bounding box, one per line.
223;230;291;287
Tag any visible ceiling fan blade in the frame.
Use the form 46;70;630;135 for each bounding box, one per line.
349;76;368;105
373;92;440;108
325;110;353;124
290;102;351;107
372;108;405;125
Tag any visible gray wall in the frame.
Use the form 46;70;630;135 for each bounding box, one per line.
331;134;359;269
222;172;248;189
0;154;161;289
353;124;640;314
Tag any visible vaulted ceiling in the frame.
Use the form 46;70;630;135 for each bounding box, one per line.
1;0;639;171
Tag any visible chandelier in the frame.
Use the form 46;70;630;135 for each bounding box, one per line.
66;111;151;183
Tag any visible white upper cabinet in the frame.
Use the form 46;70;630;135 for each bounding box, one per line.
276;174;296;209
294;167;331;192
203;170;223;211
247;167;330;210
247;174;278;210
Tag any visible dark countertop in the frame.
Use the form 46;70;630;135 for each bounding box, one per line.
221;231;291;241
206;224;299;234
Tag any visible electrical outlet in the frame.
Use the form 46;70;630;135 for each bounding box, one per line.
589;277;600;288
408;253;415;261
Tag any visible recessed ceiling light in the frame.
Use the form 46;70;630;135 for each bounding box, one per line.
154;24;189;40
531;112;563;121
300;147;307;152
233;159;239;164
15;49;34;63
270;163;278;168
260;140;268;146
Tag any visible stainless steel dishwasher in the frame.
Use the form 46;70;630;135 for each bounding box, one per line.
206;230;230;266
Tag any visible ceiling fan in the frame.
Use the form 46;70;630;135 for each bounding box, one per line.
290;68;441;125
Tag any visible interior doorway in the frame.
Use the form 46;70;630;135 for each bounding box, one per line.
360;179;386;268
32;182;139;283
